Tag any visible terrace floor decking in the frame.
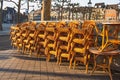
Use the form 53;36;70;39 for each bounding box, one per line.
0;35;120;80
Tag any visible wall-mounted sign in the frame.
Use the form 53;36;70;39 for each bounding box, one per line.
105;9;117;20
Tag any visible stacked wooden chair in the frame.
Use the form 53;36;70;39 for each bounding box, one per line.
23;21;37;55
17;22;31;54
44;22;58;61
69;20;96;73
10;24;21;50
35;22;47;57
69;28;89;73
56;21;71;65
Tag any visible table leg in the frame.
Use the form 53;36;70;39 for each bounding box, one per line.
108;55;113;80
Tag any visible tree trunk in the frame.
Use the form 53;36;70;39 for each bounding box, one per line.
17;0;21;23
41;0;51;21
0;0;3;31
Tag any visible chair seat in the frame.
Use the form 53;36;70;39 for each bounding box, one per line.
59;37;68;41
38;34;45;39
61;53;69;58
17;39;21;42
16;33;21;36
60;45;68;50
25;44;30;48
30;40;34;44
73;39;85;44
23;40;29;43
48;44;54;48
22;33;27;37
11;37;16;40
74;48;85;53
29;34;34;37
47;36;55;40
11;32;16;35
31;46;36;50
13;43;17;46
49;51;56;55
18;44;22;47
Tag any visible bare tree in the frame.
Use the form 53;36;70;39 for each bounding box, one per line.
4;0;22;23
0;0;3;30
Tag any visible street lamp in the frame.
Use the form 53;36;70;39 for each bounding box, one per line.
88;0;92;20
88;0;92;7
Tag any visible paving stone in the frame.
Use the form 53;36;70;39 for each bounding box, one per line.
0;35;120;80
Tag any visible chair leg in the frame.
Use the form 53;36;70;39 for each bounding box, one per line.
46;55;50;62
69;56;73;69
29;50;32;56
59;56;62;65
56;55;60;64
45;48;48;56
73;60;76;69
108;56;113;80
91;59;97;74
85;62;89;74
57;49;61;64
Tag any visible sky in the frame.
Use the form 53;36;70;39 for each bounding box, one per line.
71;0;119;6
3;0;120;13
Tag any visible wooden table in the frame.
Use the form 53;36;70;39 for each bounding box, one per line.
97;21;120;51
89;47;120;80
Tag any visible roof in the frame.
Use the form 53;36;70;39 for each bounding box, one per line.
95;2;105;6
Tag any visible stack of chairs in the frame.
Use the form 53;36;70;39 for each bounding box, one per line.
69;28;89;73
69;20;96;73
35;22;47;57
23;21;37;55
45;22;57;61
56;21;71;65
10;24;23;51
17;22;31;54
10;20;97;73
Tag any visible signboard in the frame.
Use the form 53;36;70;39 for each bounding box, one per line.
105;9;117;20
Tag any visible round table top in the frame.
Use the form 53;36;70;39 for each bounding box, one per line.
89;47;120;55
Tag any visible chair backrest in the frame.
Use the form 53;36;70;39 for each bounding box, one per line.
71;29;89;54
82;20;97;47
45;22;56;40
56;21;66;28
57;27;71;41
68;20;80;29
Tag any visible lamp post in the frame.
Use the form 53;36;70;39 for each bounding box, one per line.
88;0;92;20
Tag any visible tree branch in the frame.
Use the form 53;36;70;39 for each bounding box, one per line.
4;0;18;7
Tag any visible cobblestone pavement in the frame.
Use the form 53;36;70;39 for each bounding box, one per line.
0;36;120;80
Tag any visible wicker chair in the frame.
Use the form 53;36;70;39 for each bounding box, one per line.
56;26;71;65
35;22;47;57
23;22;37;55
10;25;21;49
69;28;90;73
